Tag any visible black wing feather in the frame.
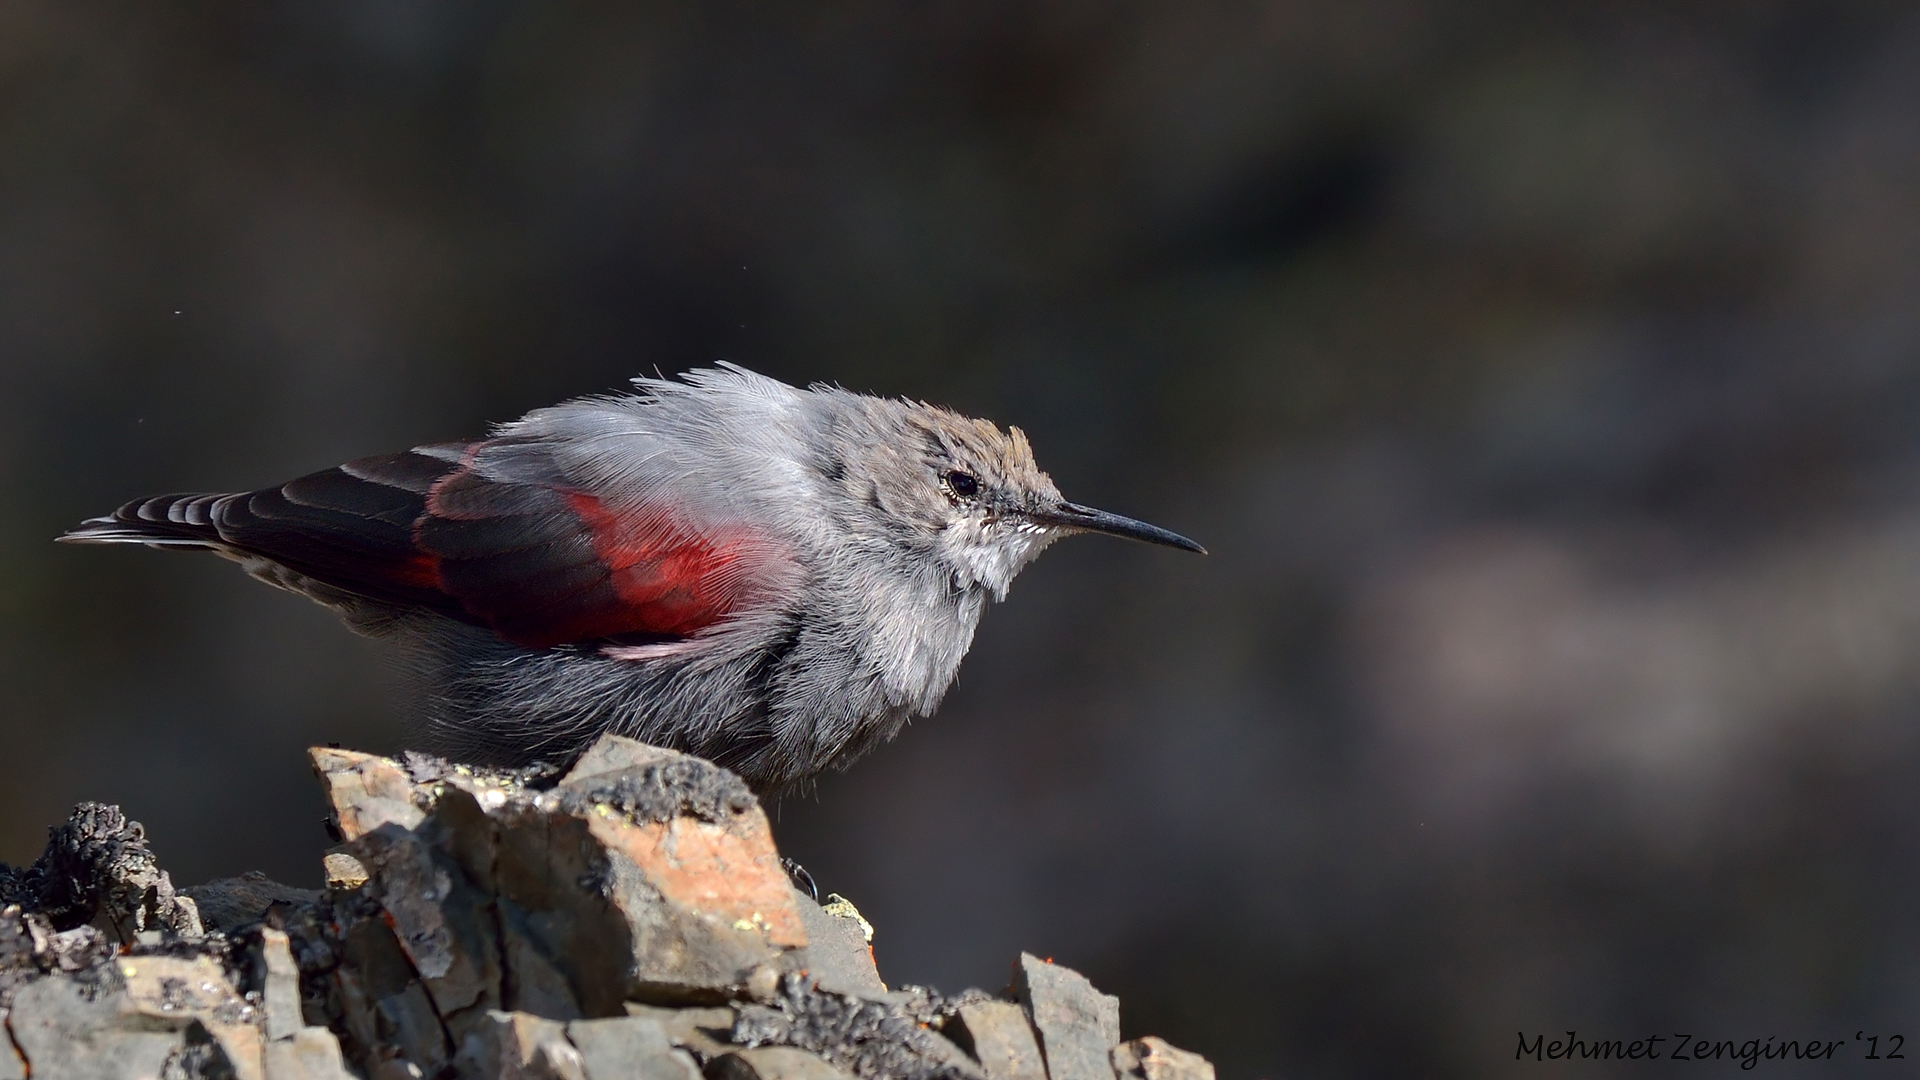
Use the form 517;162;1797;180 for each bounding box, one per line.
62;447;473;613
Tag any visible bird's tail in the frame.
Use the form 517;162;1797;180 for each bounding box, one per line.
59;493;235;548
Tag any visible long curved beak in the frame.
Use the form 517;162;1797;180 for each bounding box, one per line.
1028;501;1207;554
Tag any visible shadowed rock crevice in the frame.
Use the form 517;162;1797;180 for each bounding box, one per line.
0;734;1213;1080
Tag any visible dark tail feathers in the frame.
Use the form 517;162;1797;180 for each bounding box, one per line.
59;493;234;548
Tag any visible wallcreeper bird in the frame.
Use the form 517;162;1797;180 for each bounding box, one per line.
62;366;1203;793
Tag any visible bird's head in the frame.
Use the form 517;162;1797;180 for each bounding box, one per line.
836;400;1205;599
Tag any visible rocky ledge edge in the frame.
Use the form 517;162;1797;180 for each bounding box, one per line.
0;734;1212;1080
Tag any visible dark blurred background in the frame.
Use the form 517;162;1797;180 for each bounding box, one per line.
6;2;1920;1076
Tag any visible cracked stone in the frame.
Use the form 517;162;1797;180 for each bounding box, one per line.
565;1015;702;1080
497;898;586;1020
0;1010;23;1080
710;1046;856;1080
487;736;806;1008
312;748;426;841
368;1057;428;1080
350;811;502;1025
3;739;1216;1080
623;1002;739;1059
1012;954;1121;1080
330;915;452;1076
8;973;182;1080
264;1027;355;1080
9;958;262;1080
945;1000;1046;1080
119;954;263;1080
0;905;113;986
791;888;885;999
255;927;305;1042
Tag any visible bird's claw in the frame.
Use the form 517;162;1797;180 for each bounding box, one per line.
781;856;819;901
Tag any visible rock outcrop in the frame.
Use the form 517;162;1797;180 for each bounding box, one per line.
0;735;1213;1080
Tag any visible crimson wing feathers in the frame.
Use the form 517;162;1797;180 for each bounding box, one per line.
65;440;779;651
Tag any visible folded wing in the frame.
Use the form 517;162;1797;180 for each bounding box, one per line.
64;439;791;651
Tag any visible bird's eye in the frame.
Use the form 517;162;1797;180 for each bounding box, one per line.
945;470;979;498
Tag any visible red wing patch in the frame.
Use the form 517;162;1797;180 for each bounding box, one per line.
410;463;780;650
133;440;788;653
395;551;445;591
561;491;753;638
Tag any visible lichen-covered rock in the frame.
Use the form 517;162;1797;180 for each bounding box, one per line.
556;737;758;824
0;735;1216;1080
319;734;809;1015
792;887;886;998
312;747;427;840
0;802;201;941
732;973;987;1080
542;736;806;1003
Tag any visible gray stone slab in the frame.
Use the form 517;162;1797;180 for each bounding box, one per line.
917;1029;989;1080
311;748;427;840
265;1028;356;1080
8;972;188;1080
454;1010;588;1080
0;1009;25;1080
621;1003;738;1059
487;797;804;1008
498;898;586;1020
789;887;886;998
332;917;452;1076
947;1000;1046;1080
323;851;370;890
185;872;321;933
561;734;681;783
565;1016;702;1080
351;813;503;1020
106;953;264;1080
257;927;306;1041
1110;1037;1214;1080
708;1046;854;1080
1012;953;1121;1080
